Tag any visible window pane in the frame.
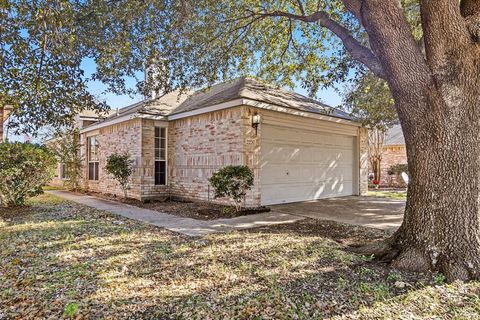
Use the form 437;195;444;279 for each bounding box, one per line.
88;136;99;161
160;149;165;160
89;163;94;180
160;128;166;138
155;160;166;185
94;163;99;180
89;162;99;181
155;138;160;149
160;138;166;148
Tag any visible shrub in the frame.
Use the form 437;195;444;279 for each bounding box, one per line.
0;142;57;207
387;163;409;175
105;153;134;198
209;165;254;212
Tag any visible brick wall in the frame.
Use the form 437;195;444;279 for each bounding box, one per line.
379;145;407;187
167;106;259;205
50;164;66;188
358;127;369;195
73;105;368;205
81;119;145;199
140;119;169;199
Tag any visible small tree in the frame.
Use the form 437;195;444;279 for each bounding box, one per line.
105;153;134;199
209;165;254;212
48;128;83;192
343;72;398;182
0;142;57;207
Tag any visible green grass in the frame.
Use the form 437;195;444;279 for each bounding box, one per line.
1;194;478;319
368;190;407;200
42;185;65;191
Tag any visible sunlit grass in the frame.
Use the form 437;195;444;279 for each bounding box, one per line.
368;190;407;200
1;193;477;319
42;185;65;191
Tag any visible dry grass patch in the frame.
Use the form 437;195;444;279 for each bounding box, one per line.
0;193;478;319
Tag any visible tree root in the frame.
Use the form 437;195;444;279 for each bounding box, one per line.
349;235;480;281
348;233;401;263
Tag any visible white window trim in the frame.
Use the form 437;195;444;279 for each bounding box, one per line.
87;136;100;181
154;127;168;186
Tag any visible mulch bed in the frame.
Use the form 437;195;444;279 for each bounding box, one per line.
85;191;270;220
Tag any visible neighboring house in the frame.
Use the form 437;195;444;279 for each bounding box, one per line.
51;77;369;206
0;105;12;142
379;124;407;187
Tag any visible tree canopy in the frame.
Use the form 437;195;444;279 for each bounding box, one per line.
342;72;398;131
3;0;480;280
1;0;422;134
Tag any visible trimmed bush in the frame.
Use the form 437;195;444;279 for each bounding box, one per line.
0;142;57;207
388;163;409;175
105;153;134;199
209;165;254;212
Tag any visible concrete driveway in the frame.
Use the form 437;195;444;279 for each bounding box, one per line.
270;196;405;230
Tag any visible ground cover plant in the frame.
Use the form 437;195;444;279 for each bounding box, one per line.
1;193;478;319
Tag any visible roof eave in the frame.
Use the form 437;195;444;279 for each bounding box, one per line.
168;98;361;127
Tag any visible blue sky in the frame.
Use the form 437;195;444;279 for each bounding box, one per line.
81;58;345;110
10;59;345;142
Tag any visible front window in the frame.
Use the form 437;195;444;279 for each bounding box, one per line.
88;136;99;181
154;127;166;185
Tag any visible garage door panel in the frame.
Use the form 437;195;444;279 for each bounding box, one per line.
261;125;356;205
265;145;353;166
261;164;354;185
261;180;354;204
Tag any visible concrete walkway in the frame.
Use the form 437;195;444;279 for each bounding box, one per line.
47;190;303;237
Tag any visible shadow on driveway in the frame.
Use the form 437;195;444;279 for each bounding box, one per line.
270;196;405;231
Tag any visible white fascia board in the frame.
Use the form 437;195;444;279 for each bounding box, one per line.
79;112;170;134
242;99;361;127
80;113;137;134
167;99;245;120
168;98;361;127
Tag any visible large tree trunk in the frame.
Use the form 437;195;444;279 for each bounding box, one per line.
354;0;480;281
389;91;480;281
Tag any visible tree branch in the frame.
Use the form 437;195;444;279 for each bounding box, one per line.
296;0;306;16
254;9;386;79
343;0;363;24
420;0;471;59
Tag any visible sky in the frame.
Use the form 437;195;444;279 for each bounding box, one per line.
8;59;346;143
81;58;345;111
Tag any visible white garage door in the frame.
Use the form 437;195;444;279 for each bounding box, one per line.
261;125;357;205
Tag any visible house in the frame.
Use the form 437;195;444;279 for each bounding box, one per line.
0;105;12;142
379;124;407;187
51;77;368;206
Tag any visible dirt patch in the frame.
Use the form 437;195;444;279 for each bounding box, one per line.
248;218;394;246
85;191;270;220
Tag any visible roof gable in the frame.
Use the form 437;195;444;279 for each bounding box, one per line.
385;124;405;145
171;77;351;120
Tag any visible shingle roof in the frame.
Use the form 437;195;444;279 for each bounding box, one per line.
385;124;405;145
104;89;194;120
85;76;352;130
170;77;351;120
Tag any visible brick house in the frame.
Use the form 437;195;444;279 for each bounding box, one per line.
378;124;408;187
51;77;368;206
0;105;12;142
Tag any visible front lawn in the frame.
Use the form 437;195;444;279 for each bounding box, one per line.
368;190;407;201
0;194;478;319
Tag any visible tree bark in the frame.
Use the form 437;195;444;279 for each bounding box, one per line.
353;0;480;281
250;0;480;281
